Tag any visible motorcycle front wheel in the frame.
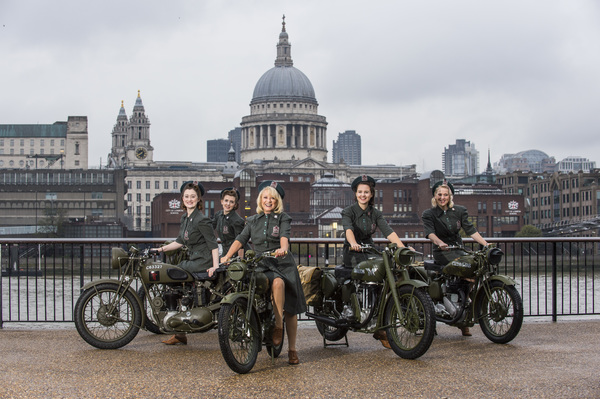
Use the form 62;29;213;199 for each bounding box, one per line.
218;298;261;374
265;317;285;358
384;285;435;359
137;284;165;335
476;280;523;344
74;283;142;349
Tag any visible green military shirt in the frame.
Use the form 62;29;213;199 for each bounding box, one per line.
212;210;246;256
422;205;477;264
176;208;218;272
341;203;394;246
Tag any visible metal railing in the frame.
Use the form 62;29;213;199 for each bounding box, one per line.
1;237;599;327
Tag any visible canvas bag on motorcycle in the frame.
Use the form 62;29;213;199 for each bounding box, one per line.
297;265;323;306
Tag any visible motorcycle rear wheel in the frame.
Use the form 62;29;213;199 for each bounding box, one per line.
476;280;523;344
315;320;349;342
218;298;261;374
384;285;435;359
74;283;142;349
265;317;285;358
137;284;165;335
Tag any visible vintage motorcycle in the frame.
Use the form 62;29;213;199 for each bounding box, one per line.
410;245;523;344
306;243;436;360
74;245;230;349
217;250;285;374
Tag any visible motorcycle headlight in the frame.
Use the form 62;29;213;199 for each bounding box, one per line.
486;247;503;266
227;261;247;281
394;247;416;267
111;247;128;269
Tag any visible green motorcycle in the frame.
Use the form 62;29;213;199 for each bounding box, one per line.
411;245;523;344
306;243;436;359
217;250;285;374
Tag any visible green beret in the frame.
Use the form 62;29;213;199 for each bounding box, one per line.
258;180;285;199
180;181;205;196
431;180;454;196
351;175;376;191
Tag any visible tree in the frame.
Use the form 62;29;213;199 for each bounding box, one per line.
515;224;542;237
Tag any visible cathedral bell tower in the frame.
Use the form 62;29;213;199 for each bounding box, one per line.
126;90;154;166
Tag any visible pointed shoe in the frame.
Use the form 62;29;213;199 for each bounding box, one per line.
162;334;187;345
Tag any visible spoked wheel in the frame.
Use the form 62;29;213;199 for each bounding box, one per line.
137;284;165;334
315;320;349;342
218;298;261;374
74;283;142;349
384;285;435;359
265;317;285;358
476;280;523;344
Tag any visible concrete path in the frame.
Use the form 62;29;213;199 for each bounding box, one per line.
1;319;599;398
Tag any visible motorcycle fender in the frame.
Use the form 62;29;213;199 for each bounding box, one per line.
219;292;249;306
395;279;429;290
80;279;145;329
486;275;517;286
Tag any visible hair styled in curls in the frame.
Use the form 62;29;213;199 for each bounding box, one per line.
353;181;376;207
431;184;454;209
180;183;204;211
256;186;284;214
221;189;239;211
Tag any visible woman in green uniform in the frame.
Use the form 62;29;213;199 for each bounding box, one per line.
341;175;410;349
212;187;247;258
152;181;220;345
421;180;489;336
221;181;306;365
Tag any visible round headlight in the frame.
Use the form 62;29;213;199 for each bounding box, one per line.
111;247;128;269
394;247;415;267
486;247;504;266
227;261;247;281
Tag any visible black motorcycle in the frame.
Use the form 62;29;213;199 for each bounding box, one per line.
306;243;436;359
411;245;523;343
74;246;230;349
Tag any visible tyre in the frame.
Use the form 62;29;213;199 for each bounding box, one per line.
218;298;261;374
137;284;165;335
476;280;523;344
384;285;435;359
74;283;142;349
265;317;285;358
315;319;348;342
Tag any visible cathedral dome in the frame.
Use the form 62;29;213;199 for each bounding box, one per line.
251;66;316;104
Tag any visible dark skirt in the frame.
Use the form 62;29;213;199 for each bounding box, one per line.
259;253;307;315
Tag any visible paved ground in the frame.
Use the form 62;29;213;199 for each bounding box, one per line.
1;319;599;398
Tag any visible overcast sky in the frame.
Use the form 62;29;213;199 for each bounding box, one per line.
2;0;600;172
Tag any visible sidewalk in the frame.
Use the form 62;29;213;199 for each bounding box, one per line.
1;319;598;398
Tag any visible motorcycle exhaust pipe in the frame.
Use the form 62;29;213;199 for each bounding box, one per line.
305;312;351;328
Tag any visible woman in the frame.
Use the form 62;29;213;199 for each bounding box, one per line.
212;187;247;258
152;181;220;345
221;180;306;365
421;180;489;337
341;175;411;349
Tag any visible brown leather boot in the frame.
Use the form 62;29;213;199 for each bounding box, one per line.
459;326;472;337
373;330;392;349
288;350;299;365
162;334;187;345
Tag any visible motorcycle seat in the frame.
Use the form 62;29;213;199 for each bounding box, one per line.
192;267;227;281
334;264;353;281
423;260;444;273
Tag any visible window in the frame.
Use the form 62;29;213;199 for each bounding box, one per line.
40;139;45;147
127;193;132;202
136;181;141;189
155;181;160;189
146;194;150;202
146;181;150;189
164;181;169;189
136;193;141;202
20;139;24;146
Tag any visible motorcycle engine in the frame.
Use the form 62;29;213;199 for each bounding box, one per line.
161;284;213;331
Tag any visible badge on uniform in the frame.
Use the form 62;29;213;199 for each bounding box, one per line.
184;230;189;240
223;226;229;234
272;226;280;237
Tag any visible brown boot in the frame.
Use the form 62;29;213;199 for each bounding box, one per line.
162;334;187;345
373;330;392;349
272;327;284;346
459;326;472;337
288;350;299;365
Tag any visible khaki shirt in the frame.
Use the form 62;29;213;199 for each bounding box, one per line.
341;203;394;246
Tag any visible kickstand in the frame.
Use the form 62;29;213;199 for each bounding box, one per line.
323;334;349;348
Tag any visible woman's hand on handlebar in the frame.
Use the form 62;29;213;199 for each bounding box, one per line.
273;248;287;258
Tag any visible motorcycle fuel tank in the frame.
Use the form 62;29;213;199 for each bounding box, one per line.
351;259;385;282
140;261;194;284
443;255;476;278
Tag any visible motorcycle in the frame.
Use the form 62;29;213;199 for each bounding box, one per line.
306;243;436;359
217;250;285;374
410;245;523;344
74;245;230;349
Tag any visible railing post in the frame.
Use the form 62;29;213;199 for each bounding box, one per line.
552;241;557;322
79;244;85;292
